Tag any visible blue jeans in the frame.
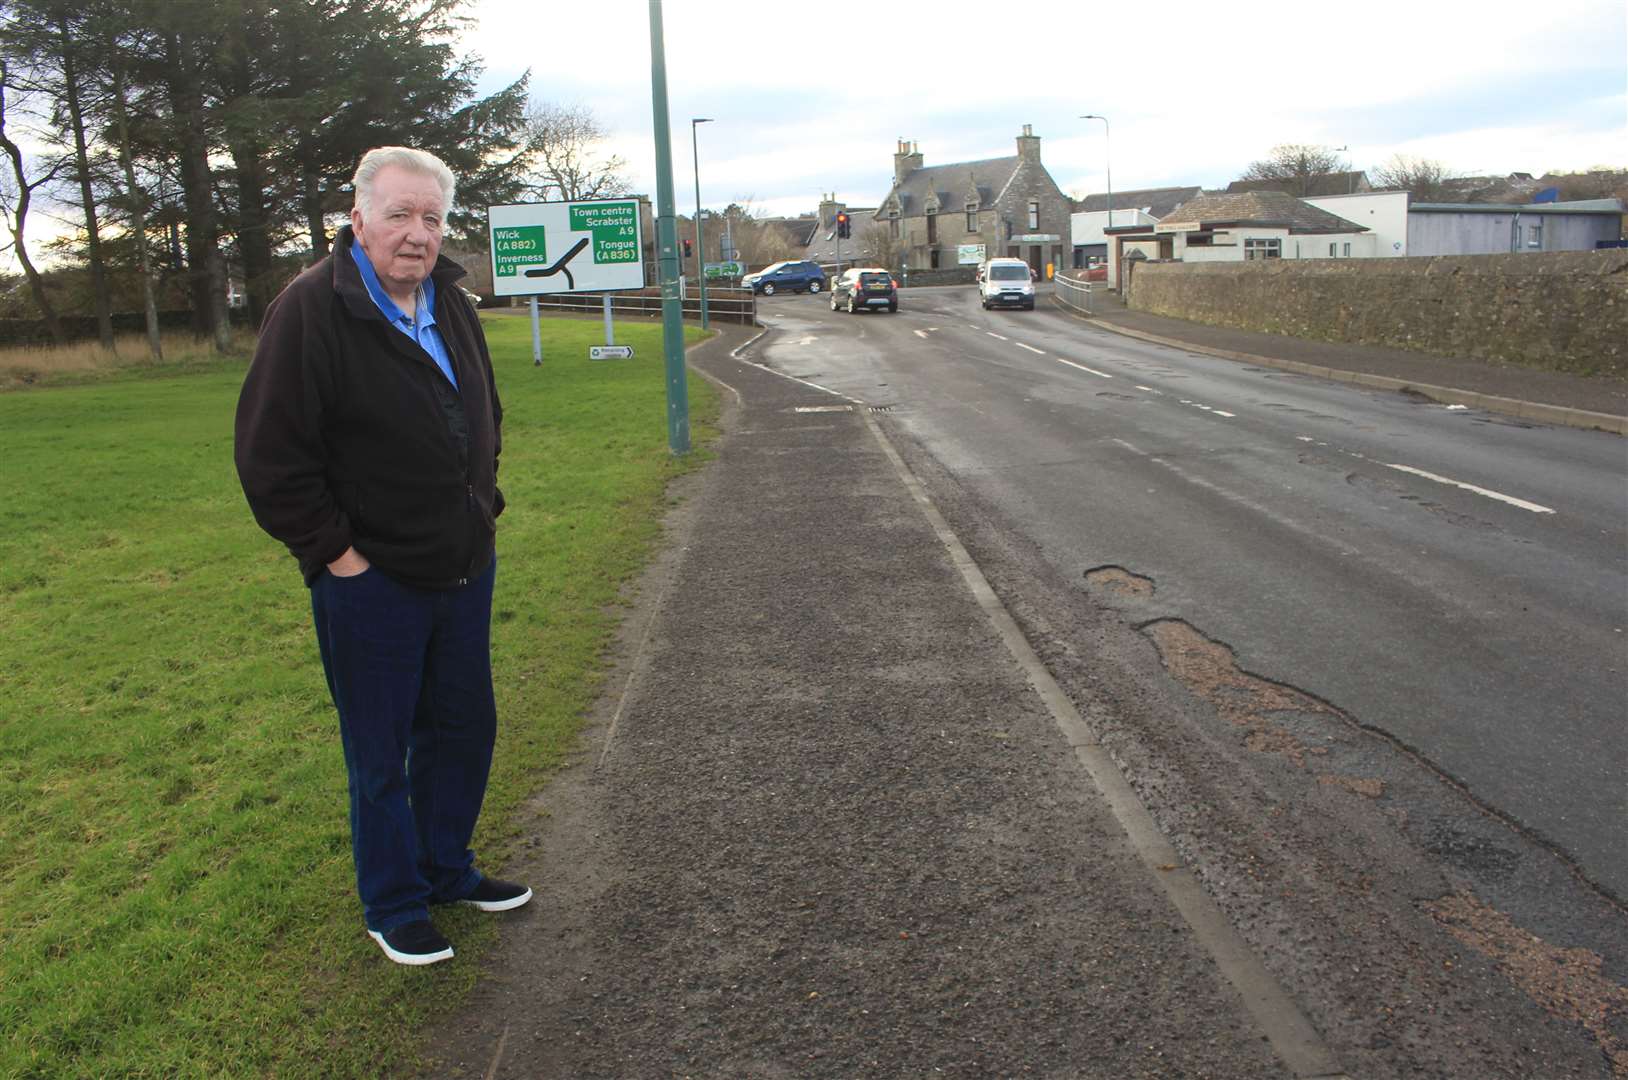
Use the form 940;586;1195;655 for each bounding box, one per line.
310;559;497;932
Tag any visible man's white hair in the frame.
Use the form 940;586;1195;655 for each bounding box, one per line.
352;146;456;220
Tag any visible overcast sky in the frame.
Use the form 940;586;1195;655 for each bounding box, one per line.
466;0;1627;217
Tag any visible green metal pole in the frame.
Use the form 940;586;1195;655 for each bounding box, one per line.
692;118;712;330
648;0;690;454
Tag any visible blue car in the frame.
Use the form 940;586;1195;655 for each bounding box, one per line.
742;260;826;296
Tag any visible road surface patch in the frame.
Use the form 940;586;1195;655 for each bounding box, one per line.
1425;891;1628;1076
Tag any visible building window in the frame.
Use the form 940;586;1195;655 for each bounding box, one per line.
1027;200;1039;230
889;211;899;239
1329;242;1338;257
1343;242;1351;256
1244;237;1281;260
930;248;940;269
966;206;978;231
1528;223;1543;249
926;211;937;244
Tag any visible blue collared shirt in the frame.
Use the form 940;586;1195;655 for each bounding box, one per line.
351;238;458;389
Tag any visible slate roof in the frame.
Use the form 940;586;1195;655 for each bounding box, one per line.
805;208;879;264
1226;171;1369;198
878;156;1020;220
758;218;821;247
1155;191;1366;233
1075;186;1201;219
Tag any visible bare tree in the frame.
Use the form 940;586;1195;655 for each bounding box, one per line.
1238;144;1346;197
716;200;797;268
1372;154;1450;201
523;100;630;201
0;54;69;343
1549;167;1628;203
858;221;901;270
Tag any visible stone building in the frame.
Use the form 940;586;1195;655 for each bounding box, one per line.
875;125;1073;278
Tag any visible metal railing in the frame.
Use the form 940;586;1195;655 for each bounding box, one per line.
1052;273;1094;315
504;287;757;326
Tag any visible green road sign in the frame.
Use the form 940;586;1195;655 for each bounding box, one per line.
493;225;547;279
487;199;648;296
703;260;743;280
569;202;640;264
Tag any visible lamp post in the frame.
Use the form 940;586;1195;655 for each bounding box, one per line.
1080;114;1111;232
691;117;713;329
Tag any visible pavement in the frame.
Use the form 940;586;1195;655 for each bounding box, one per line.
1055;286;1628;434
418;310;1622;1079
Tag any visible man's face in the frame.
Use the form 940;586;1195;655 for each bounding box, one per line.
351;165;446;298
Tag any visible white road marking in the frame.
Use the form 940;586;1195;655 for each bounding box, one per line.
1213;410;1235;418
1135;385;1161;395
987;332;1009;340
914;330;929;339
1055;357;1113;378
1382;463;1556;514
1016;343;1046;354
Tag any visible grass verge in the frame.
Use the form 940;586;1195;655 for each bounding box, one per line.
0;313;716;1078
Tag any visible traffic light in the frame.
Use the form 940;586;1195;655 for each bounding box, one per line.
682;238;692;258
836;212;850;239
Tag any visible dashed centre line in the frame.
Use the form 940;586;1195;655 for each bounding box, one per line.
1016;343;1046;355
1055;357;1113;378
1298;435;1557;514
987;332;1009;341
1383;463;1556;514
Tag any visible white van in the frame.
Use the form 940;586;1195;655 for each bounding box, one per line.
979;258;1035;310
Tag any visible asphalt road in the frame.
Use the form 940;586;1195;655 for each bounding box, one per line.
758;284;1627;903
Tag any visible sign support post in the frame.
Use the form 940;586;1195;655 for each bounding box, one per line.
529;297;541;365
602;295;614;346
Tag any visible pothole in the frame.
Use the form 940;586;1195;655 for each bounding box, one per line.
1083;565;1154;599
1317;774;1385;798
1142;619;1337;768
1424;890;1628;1077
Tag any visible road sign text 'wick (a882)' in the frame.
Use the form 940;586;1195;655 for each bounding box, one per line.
487;200;647;297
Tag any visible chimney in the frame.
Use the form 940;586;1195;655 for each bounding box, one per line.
1016;124;1041;165
894;138;923;187
818;191;844;226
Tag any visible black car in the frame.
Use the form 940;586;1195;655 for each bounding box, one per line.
742;260;826;295
830;268;898;313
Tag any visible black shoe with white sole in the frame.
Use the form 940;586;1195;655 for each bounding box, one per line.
460;876;532;912
368;919;454;966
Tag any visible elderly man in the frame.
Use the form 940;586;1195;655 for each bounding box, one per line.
236;146;528;966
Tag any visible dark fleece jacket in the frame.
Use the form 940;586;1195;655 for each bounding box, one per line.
234;226;504;589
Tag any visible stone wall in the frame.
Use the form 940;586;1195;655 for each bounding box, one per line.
901;267;977;287
1125;251;1628;376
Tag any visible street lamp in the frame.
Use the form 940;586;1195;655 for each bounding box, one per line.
1080;114;1111;233
691;117;713;329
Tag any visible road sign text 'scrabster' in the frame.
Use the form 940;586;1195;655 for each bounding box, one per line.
487;199;647;296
